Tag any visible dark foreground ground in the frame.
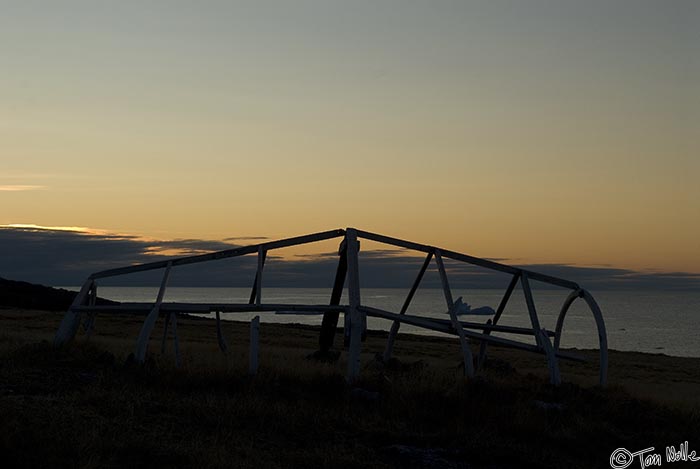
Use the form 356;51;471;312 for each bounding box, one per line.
1;308;699;469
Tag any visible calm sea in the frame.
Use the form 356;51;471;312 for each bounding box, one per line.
59;287;700;358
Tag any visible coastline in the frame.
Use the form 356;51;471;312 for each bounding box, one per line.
2;307;699;409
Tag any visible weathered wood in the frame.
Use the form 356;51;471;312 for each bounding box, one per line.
554;289;582;350
319;241;348;353
520;273;543;337
538;328;561;385
345;229;363;381
255;246;264;306
249;315;260;375
581;290;608;387
355;229;579;290
54;278;93;345
478;272;520;368
358;306;586;362
383;251;433;362
520;273;560;383
249;249;267;304
91;229;346;279
135;262;172;363
55;226;603;386
75;303;348;314
434;250;474;378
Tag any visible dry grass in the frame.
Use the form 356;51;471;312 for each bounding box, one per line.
1;309;698;468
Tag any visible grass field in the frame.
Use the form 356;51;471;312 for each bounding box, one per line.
1;308;698;469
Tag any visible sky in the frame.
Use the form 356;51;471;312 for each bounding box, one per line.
1;0;698;286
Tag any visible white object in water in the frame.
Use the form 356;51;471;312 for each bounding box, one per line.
453;301;495;316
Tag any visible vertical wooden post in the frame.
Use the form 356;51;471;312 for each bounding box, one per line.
255;246;264;306
434;250;475;378
581;290;608;387
319;240;348;353
249;249;267;304
135;261;172;363
520;273;560;385
383;251;433;362
54;278;93;345
345;228;363;381
249;315;260;375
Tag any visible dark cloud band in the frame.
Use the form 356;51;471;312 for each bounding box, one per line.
1;226;698;290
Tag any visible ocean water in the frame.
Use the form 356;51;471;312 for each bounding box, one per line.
60;287;700;358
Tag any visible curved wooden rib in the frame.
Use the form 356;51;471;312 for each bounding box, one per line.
554;288;608;387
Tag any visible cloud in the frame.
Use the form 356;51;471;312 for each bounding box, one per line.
0;225;698;290
0;185;45;191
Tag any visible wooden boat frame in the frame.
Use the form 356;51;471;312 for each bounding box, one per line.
54;227;608;386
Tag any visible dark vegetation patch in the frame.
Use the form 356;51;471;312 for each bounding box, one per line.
0;341;697;469
0;277;117;311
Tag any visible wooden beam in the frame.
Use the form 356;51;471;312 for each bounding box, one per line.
345;228;363;381
355;229;579;290
478;272;520;369
135;262;172;363
319;241;348;353
521;273;560;384
358;306;586;362
91;229;346;279
255;246;264;306
54;278;93;345
383;251;433;362
434;250;474;378
75;303;348;314
248;248;267;304
581;290;608;387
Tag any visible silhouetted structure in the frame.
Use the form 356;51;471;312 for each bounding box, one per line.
54;228;608;386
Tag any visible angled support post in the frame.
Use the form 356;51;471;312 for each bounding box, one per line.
383;251;433;362
434;249;475;378
135;261;172;363
54;278;94;345
319;239;348;353
345;228;363;382
521;273;560;385
478;272;520;369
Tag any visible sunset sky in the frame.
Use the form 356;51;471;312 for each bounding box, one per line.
1;0;698;280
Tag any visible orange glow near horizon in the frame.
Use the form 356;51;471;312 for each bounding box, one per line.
1;2;697;276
